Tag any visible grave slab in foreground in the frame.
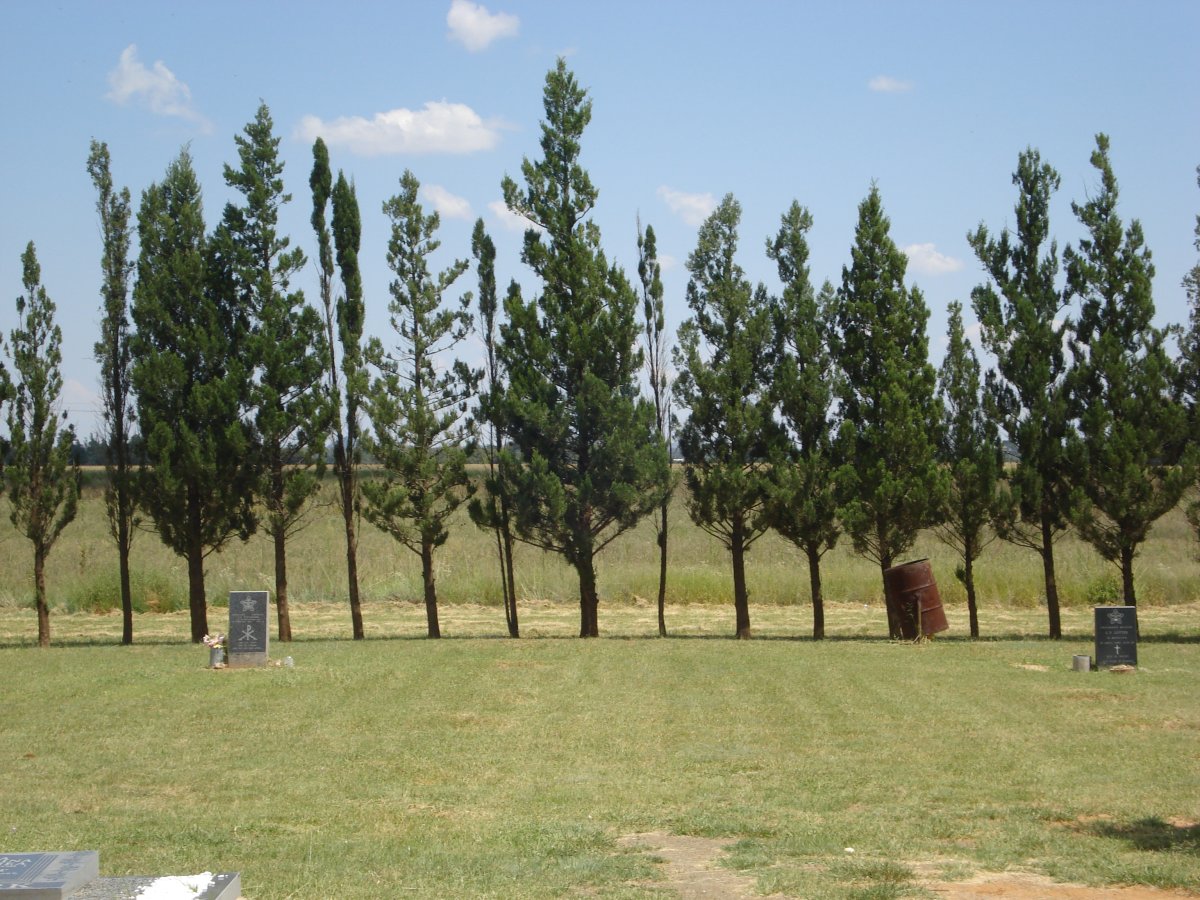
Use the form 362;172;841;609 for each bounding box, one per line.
0;853;241;900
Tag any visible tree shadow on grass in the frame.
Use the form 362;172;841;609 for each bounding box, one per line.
1085;817;1200;854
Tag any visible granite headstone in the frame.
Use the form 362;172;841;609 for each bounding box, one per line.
0;852;98;899
1094;605;1137;668
227;590;269;667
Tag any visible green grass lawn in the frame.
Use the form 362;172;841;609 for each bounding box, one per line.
2;604;1197;898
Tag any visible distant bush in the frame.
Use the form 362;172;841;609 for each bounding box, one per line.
64;569;185;614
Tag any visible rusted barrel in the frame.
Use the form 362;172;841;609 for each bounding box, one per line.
883;558;948;639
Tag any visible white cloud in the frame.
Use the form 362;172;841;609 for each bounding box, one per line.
658;253;679;273
657;186;717;227
421;184;473;220
296;102;502;156
488;199;542;234
447;0;519;52
868;75;914;93
105;44;211;131
903;243;964;275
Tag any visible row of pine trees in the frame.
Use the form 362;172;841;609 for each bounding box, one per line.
3;61;1199;647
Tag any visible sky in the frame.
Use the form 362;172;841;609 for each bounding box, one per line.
1;0;1197;438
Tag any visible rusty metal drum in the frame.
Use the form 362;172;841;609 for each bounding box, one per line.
883;558;948;639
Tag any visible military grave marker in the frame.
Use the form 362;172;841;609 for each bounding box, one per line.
227;590;269;667
1094;605;1137;668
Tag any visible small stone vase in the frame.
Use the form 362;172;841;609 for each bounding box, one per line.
209;647;226;668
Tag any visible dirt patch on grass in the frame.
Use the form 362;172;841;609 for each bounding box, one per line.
618;831;774;898
924;871;1199;898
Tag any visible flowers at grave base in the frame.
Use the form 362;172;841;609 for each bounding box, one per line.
202;633;226;650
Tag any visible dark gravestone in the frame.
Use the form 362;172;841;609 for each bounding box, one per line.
227;590;269;667
0;851;98;899
1094;605;1137;668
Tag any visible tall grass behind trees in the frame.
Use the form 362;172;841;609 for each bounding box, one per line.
1;474;1197;637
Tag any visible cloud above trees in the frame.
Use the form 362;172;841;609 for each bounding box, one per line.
868;75;914;93
903;242;964;275
447;0;519;52
105;44;211;131
421;184;473;220
297;102;504;156
657;186;717;227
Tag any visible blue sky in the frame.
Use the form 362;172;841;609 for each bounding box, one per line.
1;1;1197;437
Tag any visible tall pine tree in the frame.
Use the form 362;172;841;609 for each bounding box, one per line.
311;141;367;640
1180;166;1200;545
832;186;946;639
222;103;327;641
968;149;1072;639
935;302;1002;638
497;60;669;637
87;140;137;645
363;170;478;639
468;218;520;637
768;202;841;640
674;194;782;639
6;242;79;647
132;149;257;643
638;219;674;637
1064;134;1192;605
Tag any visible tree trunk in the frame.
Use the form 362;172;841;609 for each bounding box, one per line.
340;472;364;640
35;543;49;648
880;553;903;639
422;539;441;638
494;526;511;631
578;554;599;638
806;543;824;640
118;511;133;646
964;553;979;639
731;519;751;639
1120;545;1137;607
502;524;518;638
657;499;669;637
1040;515;1061;639
186;541;207;644
274;528;291;642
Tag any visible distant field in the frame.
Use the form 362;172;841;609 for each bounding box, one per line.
0;479;1198;643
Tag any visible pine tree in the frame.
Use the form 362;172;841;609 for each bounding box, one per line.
832;186;946;639
497;59;669;637
467;218;519;637
311;141;367;640
638;219;674;637
1180;166;1200;545
5;242;80;647
87;140;137;645
363;170;478;639
1064;134;1192;605
222;103;327;642
935;302;1002;638
132;149;257;643
674;194;782;639
968;149;1072;639
767;201;840;640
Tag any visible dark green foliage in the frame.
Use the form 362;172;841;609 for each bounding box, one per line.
767;201;840;639
1181;166;1200;545
674;194;782;639
832;186;945;639
362;170;478;639
935;302;1002;638
223;103;327;641
467;218;519;637
311;139;367;640
6;242;80;647
496;59;669;637
131;149;257;643
1064;134;1192;605
968;149;1071;638
86;139;137;644
638;219;673;637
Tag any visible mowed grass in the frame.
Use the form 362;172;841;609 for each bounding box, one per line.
0;604;1197;898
